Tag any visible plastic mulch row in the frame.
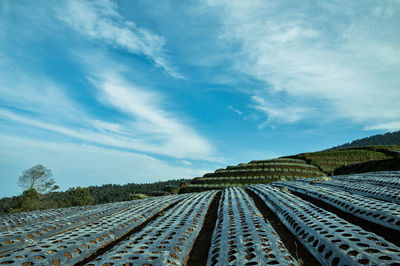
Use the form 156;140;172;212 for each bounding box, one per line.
273;181;400;231
315;179;400;204
88;190;217;265
332;172;400;189
0;201;140;253
0;195;185;265
249;185;400;266
207;187;297;266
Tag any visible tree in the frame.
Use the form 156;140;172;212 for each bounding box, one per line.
18;165;58;193
66;187;94;206
10;188;41;213
20;188;40;211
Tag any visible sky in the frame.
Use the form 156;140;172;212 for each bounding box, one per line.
1;0;399;197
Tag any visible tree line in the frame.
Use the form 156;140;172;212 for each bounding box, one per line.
0;164;188;215
332;130;400;149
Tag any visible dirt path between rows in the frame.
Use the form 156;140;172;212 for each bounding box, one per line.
185;191;221;266
246;188;321;266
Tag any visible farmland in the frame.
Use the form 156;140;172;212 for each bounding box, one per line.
181;158;324;193
1;171;399;265
293;149;392;175
181;146;400;193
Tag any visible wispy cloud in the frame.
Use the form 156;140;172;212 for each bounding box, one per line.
365;121;400;132
228;105;242;115
0;50;215;159
205;0;400;130
0;64;83;123
0;88;214;159
86;68;215;159
251;96;310;125
0;3;215;161
55;0;183;78
182;160;192;166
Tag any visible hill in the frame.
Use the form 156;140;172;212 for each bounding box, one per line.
332;130;400;149
291;148;394;175
180;158;324;193
181;145;400;193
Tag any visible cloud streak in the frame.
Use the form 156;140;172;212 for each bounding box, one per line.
0;3;215;161
206;0;400;130
87;69;215;159
56;0;183;78
228;105;242;115
251;96;310;124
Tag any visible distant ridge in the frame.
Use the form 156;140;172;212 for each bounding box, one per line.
332;130;400;149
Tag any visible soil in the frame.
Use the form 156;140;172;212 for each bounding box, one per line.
74;200;181;266
246;188;321;266
185;191;221;266
291;191;400;247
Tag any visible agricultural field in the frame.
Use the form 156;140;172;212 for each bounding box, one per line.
181;146;400;193
182;158;324;193
295;149;393;175
1;171;399;265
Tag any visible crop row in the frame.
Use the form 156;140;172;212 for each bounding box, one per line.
0;203;113;229
248;184;400;265
273;180;400;231
0;195;187;265
207;187;296;265
1;171;400;265
204;170;321;179
249;158;306;164
214;167;321;174
224;163;319;171
89;190;217;265
332;172;400;189
313;179;400;204
0;200;145;253
199;173;323;180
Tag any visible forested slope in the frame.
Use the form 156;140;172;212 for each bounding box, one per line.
333;130;400;149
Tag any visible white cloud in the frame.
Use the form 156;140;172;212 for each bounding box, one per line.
205;0;400;129
365;121;400;132
56;0;183;78
228;105;242;115
91;119;123;133
87;70;215;159
0;65;84;123
0;104;214;160
0;45;214;160
251;96;310;124
182;160;192;166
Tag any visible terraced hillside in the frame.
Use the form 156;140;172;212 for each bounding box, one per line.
181;146;399;193
294;148;394;175
1;171;399;265
180;158;324;193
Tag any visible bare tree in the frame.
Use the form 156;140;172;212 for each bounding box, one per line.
18;164;58;193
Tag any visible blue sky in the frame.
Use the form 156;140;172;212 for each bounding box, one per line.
1;0;399;197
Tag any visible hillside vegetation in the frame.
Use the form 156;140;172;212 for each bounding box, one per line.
180;158;324;193
0;179;187;215
293;149;392;175
181;145;400;193
333;130;400;149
